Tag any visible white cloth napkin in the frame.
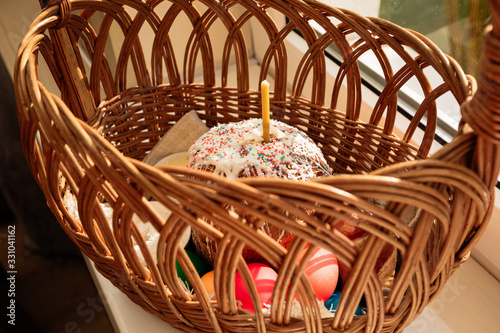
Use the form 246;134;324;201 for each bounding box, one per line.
142;110;208;165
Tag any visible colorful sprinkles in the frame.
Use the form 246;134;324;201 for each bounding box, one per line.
187;118;331;180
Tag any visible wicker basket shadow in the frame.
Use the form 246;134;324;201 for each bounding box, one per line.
14;0;500;332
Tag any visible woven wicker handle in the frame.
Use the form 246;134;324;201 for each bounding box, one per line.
39;0;60;9
458;0;500;191
442;0;500;259
490;0;500;36
38;0;96;120
462;0;500;136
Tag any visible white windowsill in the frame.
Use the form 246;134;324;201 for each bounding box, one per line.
85;255;500;333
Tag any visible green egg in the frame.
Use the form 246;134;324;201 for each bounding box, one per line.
176;250;212;288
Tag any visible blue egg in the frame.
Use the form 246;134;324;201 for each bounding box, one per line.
325;291;365;316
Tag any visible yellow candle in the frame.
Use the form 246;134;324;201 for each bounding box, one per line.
261;80;270;143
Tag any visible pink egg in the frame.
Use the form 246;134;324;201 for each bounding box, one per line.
234;263;278;313
300;247;339;302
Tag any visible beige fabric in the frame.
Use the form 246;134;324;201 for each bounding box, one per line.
142;110;208;165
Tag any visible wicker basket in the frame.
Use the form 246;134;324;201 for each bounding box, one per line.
14;0;500;332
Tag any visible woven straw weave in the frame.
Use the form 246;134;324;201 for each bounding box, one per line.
14;0;500;332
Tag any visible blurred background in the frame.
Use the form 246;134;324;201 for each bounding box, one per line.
0;1;114;332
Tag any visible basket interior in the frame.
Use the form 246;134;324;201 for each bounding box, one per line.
94;84;424;174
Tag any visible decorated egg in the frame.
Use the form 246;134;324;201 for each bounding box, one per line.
201;270;216;300
176;250;212;288
234;263;278;313
325;291;364;316
300;247;339;302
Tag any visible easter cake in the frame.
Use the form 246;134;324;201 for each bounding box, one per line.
187;118;332;263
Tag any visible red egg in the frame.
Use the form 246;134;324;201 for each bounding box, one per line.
300;247;339;302
234;263;278;313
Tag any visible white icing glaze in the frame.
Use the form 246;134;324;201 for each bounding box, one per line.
241;123;285;144
187;118;331;180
